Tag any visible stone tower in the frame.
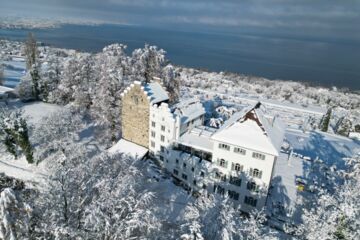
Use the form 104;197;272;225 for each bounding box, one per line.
121;80;169;148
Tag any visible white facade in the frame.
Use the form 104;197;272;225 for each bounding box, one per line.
124;80;284;213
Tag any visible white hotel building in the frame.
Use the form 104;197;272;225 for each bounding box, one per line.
120;80;285;213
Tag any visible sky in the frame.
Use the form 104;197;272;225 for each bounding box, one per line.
1;0;360;43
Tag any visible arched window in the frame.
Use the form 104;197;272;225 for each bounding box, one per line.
220;159;226;167
247;181;258;192
234;163;242;172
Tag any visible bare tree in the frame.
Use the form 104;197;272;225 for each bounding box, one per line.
23;32;41;100
0;64;4;86
24;32;38;70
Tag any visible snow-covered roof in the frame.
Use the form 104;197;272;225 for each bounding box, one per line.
108;138;148;159
178;126;215;152
144;81;169;104
211;102;285;156
0;85;14;94
172;98;206;124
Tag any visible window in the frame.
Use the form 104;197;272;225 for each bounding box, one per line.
215;172;221;179
191;167;195;172
200;171;205;177
228;190;239;200
218;143;230;151
215;185;225;195
230;176;242;186
232;163;243;172
234;147;246;155
159;156;164;162
250;168;262;179
202;184;207;189
220;174;227;182
161;135;165;142
151;121;156;127
183;163;187;169
160;146;165;153
252;152;266;160
247;181;259;192
151;131;156;138
244;196;257;207
182;174;187;180
193;180;197;185
218;159;227;168
173;169;178;175
176;159;179;164
161;125;165;131
151;141;155;148
133;96;139;104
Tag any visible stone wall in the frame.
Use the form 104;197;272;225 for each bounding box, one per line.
121;84;150;148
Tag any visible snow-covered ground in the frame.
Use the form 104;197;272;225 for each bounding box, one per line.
1;57;26;88
267;128;360;226
0;101;62;186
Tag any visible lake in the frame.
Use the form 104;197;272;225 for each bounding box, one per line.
1;24;359;89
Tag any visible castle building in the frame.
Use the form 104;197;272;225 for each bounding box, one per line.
120;80;285;213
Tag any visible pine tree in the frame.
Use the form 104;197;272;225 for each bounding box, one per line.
319;108;332;132
0;109;34;163
335;116;352;136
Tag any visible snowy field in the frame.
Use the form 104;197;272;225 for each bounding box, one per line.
0;101;62;186
1;57;26;88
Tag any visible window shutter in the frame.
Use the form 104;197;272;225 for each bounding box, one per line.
216;158;220;166
259;171;263;179
249;168;253;176
231;162;234;170
241;165;244;172
225;161;228;168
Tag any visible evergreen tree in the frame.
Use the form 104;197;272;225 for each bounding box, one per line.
335;116;352;136
319;108;332;132
0;109;34;163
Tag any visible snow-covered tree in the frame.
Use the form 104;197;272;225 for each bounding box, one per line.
335;116;352;136
17;73;34;101
0;188;31;240
40;53;63;102
0;109;33;163
73;54;97;109
209;117;224;128
131;44;166;83
162;64;180;103
294;155;360;240
319;108;332;132
92;44;127;143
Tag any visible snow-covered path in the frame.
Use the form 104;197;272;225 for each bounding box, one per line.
0;154;47;187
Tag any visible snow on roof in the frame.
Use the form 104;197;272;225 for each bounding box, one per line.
108;138;148;159
144;81;169;104
211;102;285;156
0;85;14;94
178;126;215;152
172;98;206;124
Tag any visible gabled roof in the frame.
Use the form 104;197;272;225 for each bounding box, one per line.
211;102;285;156
144;82;169;104
120;80;169;104
172;98;206;124
0;86;14;94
